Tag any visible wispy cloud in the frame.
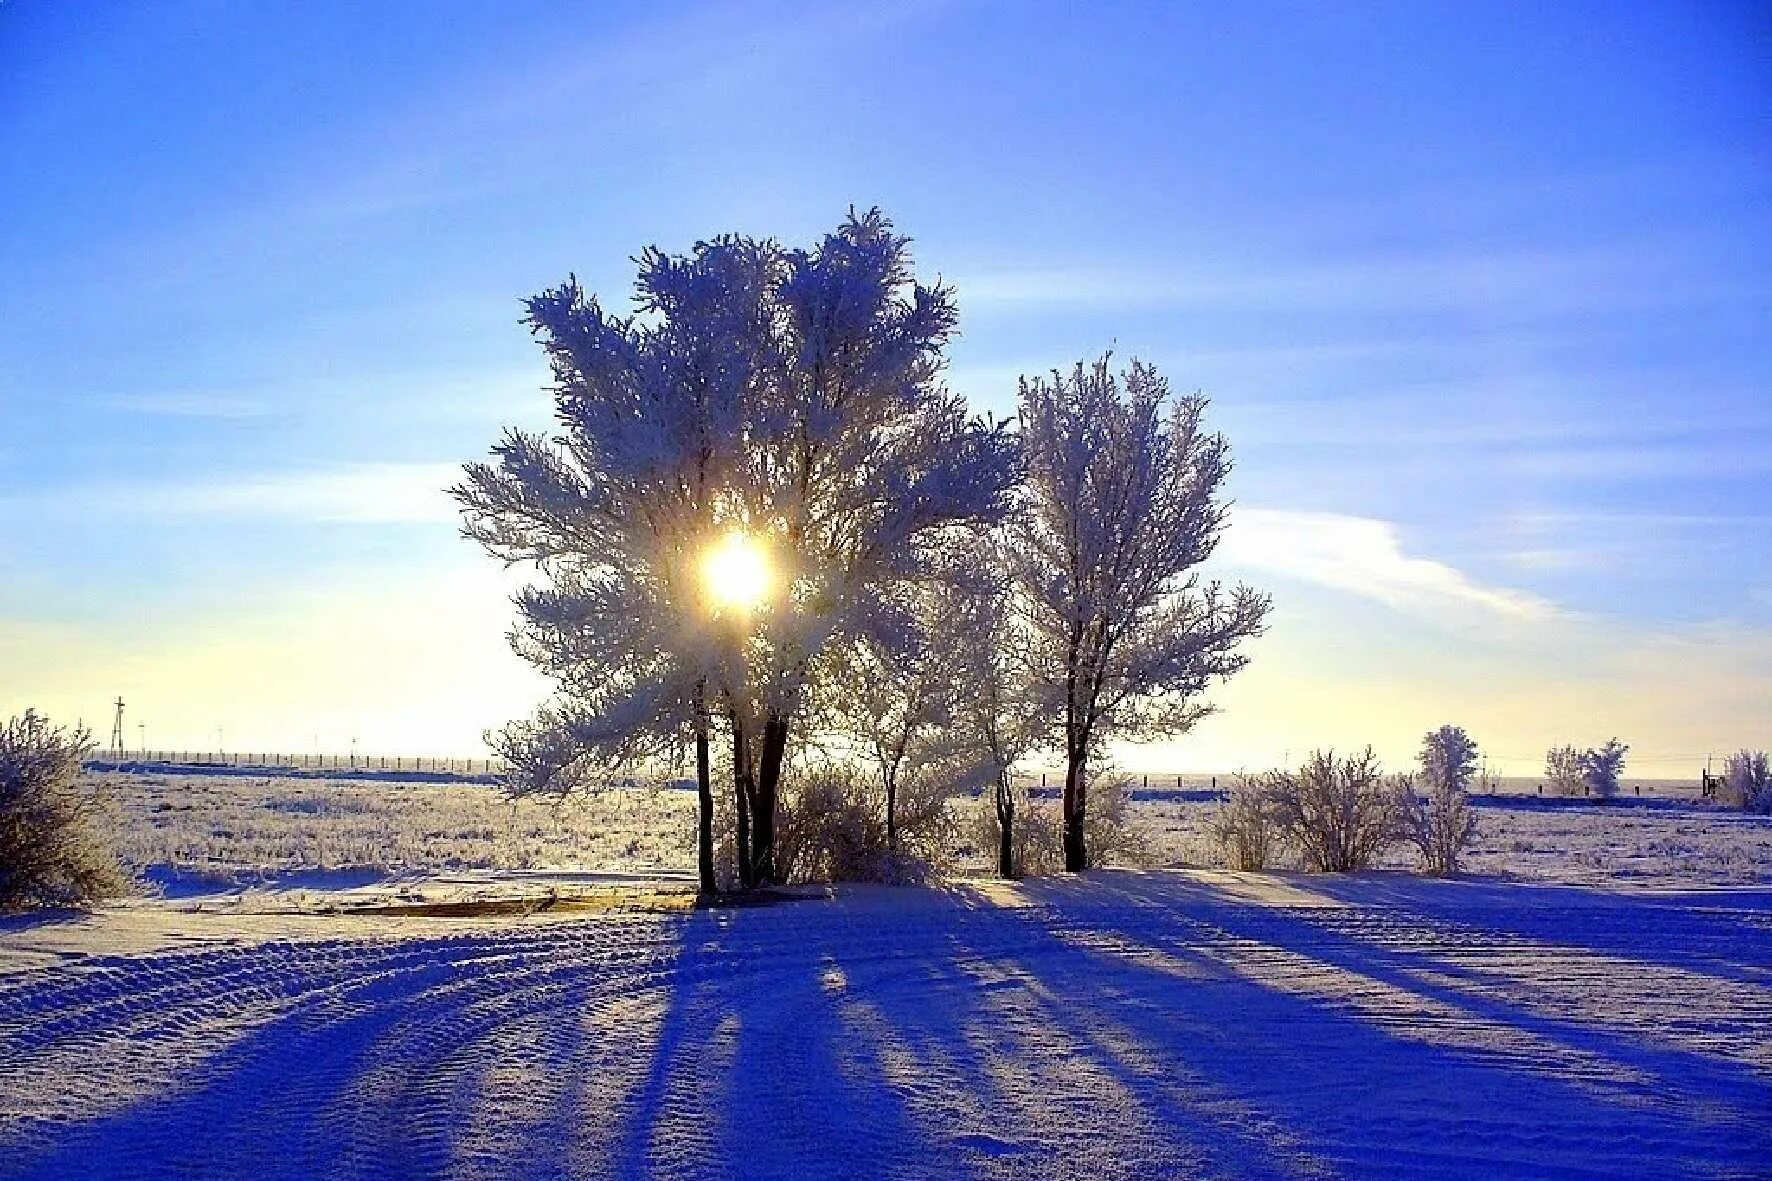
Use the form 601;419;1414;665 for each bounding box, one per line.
953;241;1762;317
1220;508;1557;622
10;462;461;525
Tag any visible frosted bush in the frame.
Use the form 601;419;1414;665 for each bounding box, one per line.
1265;748;1402;873
1080;772;1152;869
967;784;1062;877
1544;745;1586;796
0;710;130;910
963;771;1144;877
773;762;957;885
1402;725;1481;875
1721;750;1771;813
1402;783;1480;875
1210;775;1276;870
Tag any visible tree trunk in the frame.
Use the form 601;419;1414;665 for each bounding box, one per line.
995;776;1015;879
732;717;755;889
694;683;715;895
749;713;789;885
885;771;898;852
1062;731;1088;872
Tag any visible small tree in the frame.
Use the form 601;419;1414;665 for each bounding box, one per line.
1015;354;1269;871
1266;748;1401;872
946;547;1051;878
1544;745;1585;796
1582;738;1629;801
1720;749;1770;813
1419;725;1479;795
0;711;129;910
1402;725;1481;875
821;586;960;855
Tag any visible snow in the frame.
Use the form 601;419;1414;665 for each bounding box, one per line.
3;771;1770;1177
2;870;1768;1178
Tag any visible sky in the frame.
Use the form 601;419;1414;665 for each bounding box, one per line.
2;0;1768;774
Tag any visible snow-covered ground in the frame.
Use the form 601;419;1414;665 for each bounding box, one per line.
3;873;1768;1178
98;768;1772;890
2;769;1769;1178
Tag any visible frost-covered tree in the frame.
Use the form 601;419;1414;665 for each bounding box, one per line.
1721;749;1770;813
1;710;129;910
458;211;1016;887
1582;738;1628;801
821;585;962;854
1402;724;1481;875
1419;725;1479;794
1014;355;1269;871
710;213;1016;883
945;546;1052;878
455;234;776;894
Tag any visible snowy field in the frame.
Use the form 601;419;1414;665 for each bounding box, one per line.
87;767;1772;890
2;769;1770;1178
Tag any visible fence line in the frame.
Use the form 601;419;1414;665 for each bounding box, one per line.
87;750;507;775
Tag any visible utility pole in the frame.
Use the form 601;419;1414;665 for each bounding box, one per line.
109;697;125;758
138;721;145;755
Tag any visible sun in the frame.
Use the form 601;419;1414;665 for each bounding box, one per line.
701;531;772;613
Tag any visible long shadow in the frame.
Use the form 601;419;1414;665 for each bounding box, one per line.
1045;871;1772;1084
1028;874;1772;1141
922;903;1323;1179
8;878;1771;1179
612;899;950;1181
954;873;1772;1178
5;920;677;1179
1283;870;1772;987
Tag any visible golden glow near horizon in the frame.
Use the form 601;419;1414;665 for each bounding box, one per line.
701;531;772;613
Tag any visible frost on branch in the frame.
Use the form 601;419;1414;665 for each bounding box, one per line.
941;537;1054;878
1544;739;1628;800
1582;738;1628;801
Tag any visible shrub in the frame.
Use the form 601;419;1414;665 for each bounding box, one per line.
967;782;1062;877
0;710;130;910
772;761;958;885
1544;745;1585;796
1403;725;1481;875
1080;771;1151;869
1210;775;1276;870
1721;750;1771;813
1266;748;1402;872
1544;739;1628;799
963;768;1144;875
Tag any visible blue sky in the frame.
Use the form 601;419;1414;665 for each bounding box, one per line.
2;1;1768;771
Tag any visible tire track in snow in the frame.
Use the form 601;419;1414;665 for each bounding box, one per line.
1;878;1769;1179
